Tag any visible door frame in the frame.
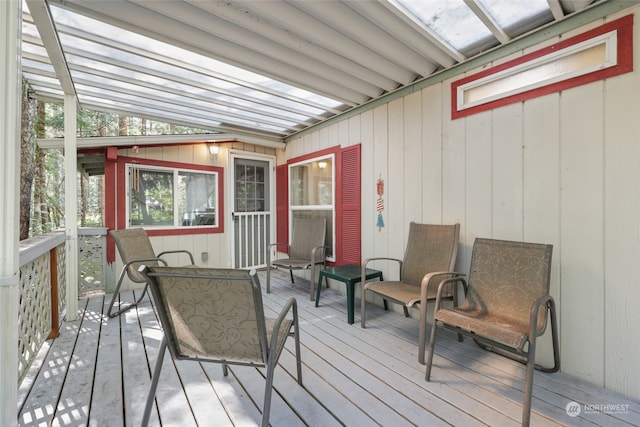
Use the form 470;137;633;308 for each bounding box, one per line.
227;150;276;268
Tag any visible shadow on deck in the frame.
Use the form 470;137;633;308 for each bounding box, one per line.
17;269;640;426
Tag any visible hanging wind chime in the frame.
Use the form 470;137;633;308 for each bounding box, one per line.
376;175;384;231
131;145;141;193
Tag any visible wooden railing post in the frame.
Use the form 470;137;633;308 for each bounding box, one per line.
48;246;59;339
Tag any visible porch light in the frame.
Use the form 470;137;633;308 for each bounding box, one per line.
209;144;219;160
318;161;327;169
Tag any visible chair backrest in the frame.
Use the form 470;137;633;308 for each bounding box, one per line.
110;228;159;283
141;266;268;365
289;217;326;261
463;238;553;330
401;222;460;286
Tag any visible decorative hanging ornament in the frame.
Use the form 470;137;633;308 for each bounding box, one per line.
376;175;384;231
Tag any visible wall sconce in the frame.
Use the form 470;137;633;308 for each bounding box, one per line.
209;144;219;161
318;161;327;169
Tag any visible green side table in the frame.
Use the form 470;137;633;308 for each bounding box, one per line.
315;264;383;324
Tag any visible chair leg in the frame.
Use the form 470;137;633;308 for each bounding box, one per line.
142;337;167;427
360;284;367;328
418;302;428;365
425;319;439;381
309;264;316;301
266;264;271;294
262;362;275;427
522;341;537;427
541;300;561;373
453;283;464;342
289;269;294;283
293;305;303;385
107;269;148;318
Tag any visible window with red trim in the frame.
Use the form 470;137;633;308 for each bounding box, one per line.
276;144;361;266
114;156;224;235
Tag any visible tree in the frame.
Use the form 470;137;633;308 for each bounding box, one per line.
20;79;36;240
23;98;210;237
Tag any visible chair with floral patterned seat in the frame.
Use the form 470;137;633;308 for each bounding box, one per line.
107;228;195;318
425;238;560;427
139;266;302;427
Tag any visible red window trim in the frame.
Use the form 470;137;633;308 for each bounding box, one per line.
451;14;634;119
287;146;340;166
114;155;224;237
283;144;362;266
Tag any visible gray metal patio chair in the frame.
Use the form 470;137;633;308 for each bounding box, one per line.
425;238;560;427
267;216;327;300
361;222;461;364
139;266;302;427
107;228;195;318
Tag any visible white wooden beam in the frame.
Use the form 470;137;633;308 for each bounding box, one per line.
547;0;567;20
464;0;511;44
383;0;466;64
190;0;400;92
25;0;76;97
239;0;418;83
37;132;286;150
0;0;21;424
64;94;78;321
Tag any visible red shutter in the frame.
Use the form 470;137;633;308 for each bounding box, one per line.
275;164;289;252
336;144;361;265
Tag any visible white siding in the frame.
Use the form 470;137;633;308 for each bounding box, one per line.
284;7;640;401
112;143;275;289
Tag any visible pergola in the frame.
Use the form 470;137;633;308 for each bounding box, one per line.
1;0;620;424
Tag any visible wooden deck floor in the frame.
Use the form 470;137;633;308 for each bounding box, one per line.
17;269;640;427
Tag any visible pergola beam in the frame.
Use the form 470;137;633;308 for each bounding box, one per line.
37;132;286;150
25;0;76;97
1;1;21;424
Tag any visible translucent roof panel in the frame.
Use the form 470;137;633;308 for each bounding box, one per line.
21;0;603;143
480;0;551;29
393;0;557;56
395;0;493;52
40;2;345;138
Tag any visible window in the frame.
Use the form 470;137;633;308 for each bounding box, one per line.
289;155;334;260
278;145;361;266
127;164;219;229
451;15;633;119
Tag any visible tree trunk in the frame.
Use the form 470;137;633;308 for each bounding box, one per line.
31;101;49;235
19;80;36;240
119;115;128;136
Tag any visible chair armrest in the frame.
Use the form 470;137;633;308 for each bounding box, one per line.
157;249;195;265
362;256;403;267
362;257;403;279
529;294;555;338
267;242;290;251
267;242;291;265
310;245;327;263
415;271;465;306
433;275;468;311
125;257;169;269
270;297;298;355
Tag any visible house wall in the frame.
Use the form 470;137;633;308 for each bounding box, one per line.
108;141;276;290
281;6;640;400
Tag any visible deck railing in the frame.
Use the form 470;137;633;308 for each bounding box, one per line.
17;227;109;382
18;231;66;382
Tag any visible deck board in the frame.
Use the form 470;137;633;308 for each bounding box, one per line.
17;269;640;427
90;296;124;427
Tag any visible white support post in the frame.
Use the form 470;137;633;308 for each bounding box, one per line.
64;94;79;320
0;0;22;425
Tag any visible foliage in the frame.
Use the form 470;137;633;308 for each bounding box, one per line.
26;99;210;237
